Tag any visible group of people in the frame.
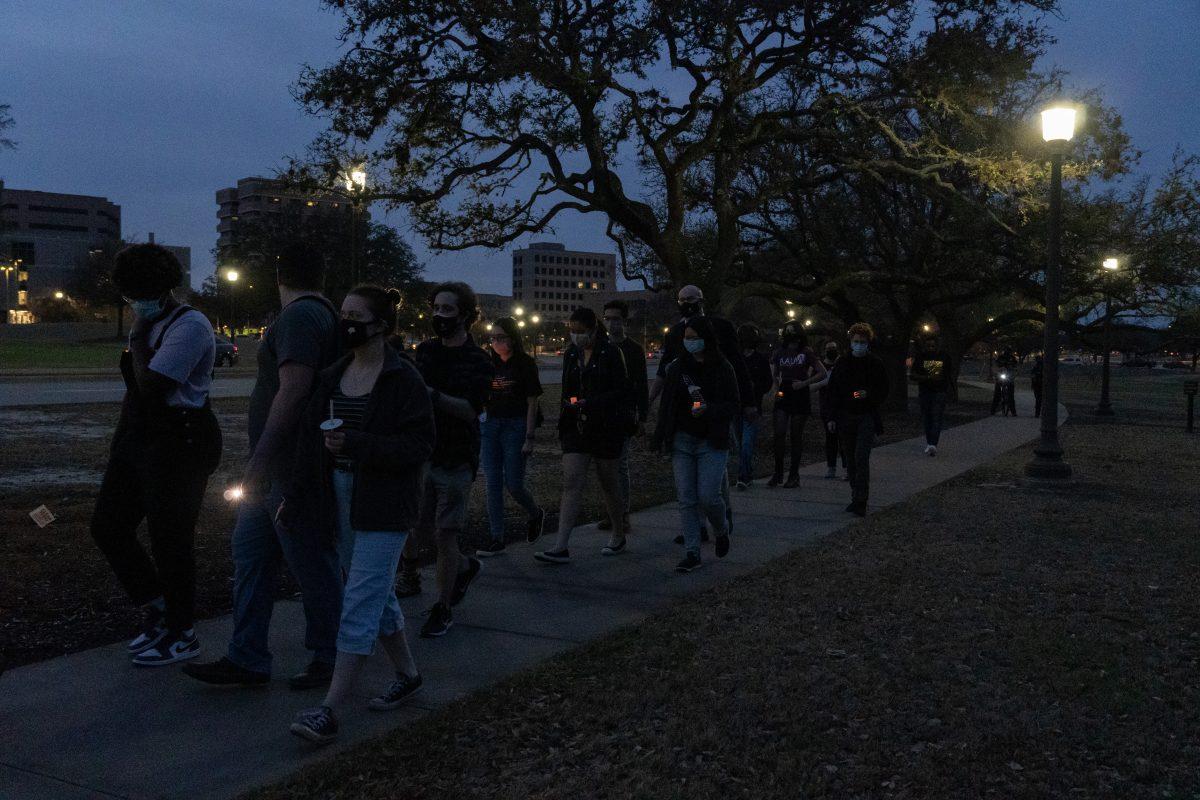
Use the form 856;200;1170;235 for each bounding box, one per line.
88;241;910;746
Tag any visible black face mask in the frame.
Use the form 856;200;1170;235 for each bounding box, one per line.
678;301;701;319
431;314;461;338
340;317;380;349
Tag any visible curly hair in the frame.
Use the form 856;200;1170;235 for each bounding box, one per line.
428;281;480;325
847;322;875;341
111;243;182;299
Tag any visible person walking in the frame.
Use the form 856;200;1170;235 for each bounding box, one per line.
285;286;436;745
533;307;629;563
599;299;648;534
827;323;890;517
394;282;494;639
184;244;342;689
768;321;826;488
910;334;950;456
652;317;738;573
991;347;1018;416
1031;354;1044;418
476;316;546;557
91;243;222;667
813;340;844;479
734;323;774;489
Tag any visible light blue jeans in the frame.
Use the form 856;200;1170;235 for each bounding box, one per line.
480;416;540;540
672;432;729;557
332;469;408;656
735;414;762;483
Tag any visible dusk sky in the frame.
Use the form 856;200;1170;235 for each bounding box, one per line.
2;1;1197;293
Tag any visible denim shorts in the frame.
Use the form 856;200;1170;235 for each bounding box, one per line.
418;463;474;532
332;470;408;656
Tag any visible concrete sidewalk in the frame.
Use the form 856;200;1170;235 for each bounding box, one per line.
0;388;1059;800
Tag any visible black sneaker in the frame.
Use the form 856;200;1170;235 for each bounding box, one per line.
290;705;338;745
395;563;422;599
131;629;200;667
533;548;570;564
784;475;800;489
597;517;613;531
601;536;627;556
476;540;506;558
850;501;867;518
420;603;453;638
845;502;858;513
767;474;783;487
126;606;167;655
369;672;423;711
288;660;334;691
735;480;750;491
675;553;703;573
182;656;270;687
527;507;547;543
450;557;482;607
715;533;730;558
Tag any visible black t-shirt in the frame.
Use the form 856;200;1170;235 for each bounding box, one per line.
415;336;494;470
487;350;542;419
772;345;818;414
676;360;712;440
911;350;950;393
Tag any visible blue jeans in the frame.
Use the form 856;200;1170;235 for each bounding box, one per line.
226;482;342;674
672;432;729;557
480;416;539;540
919;390;947;446
735;414;762;483
332;470;408;656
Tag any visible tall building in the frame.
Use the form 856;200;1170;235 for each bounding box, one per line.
215;176;355;258
511;242;617;326
0;180;122;319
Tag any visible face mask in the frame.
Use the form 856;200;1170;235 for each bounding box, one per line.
825;350;838;363
431;314;460;338
851;342;869;357
606;319;625;340
684;338;705;355
491;339;512;355
678;301;701;319
570;332;593;349
129;298;164;319
340;317;380;349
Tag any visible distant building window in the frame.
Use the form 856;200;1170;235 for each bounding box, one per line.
27;204;88;215
29;223;89;232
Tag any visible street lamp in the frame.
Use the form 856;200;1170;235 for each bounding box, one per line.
224;268;240;339
1025;103;1077;481
514;306;525;317
343;163;368;285
1;261;17;324
54;291;65;300
529;314;541;356
804;318;813;328
1095;256;1121;416
786;309;796;319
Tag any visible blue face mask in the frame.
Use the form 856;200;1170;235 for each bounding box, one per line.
684;338;705;355
851;341;869;357
129;299;164;319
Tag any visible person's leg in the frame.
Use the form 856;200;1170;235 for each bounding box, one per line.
839;417;858;492
787;414;805;477
672;434;702;557
919;391;934;446
226;494;285;674
480;418;506;542
771;408;788;480
991;382;1001;414
375;529;417;678
737;415;758;484
616;437;632;516
397;473;433;592
695;441;729;537
824;426;839;470
501;418;539;517
593;455;625;542
90;451;157;610
929;391;947;447
431;467;472;607
276;480;343;668
140;452;210;634
852;416;874;505
551;452;589;551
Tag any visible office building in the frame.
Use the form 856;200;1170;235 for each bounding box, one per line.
216;176;355;257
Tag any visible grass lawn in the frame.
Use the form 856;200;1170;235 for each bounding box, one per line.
0;339;127;369
237;378;1199;800
0;381;989;672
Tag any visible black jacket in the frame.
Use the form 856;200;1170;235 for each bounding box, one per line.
286;347;436;534
415;335;493;472
559;329;632;445
828;353;890;426
614;337;650;423
659;315;753;410
652;355;741;451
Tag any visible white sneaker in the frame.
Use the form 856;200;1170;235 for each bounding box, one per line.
927;445;938;457
132;629;200;667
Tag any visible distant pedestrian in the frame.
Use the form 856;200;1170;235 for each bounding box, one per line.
769;320;826;488
734;323;774;489
534;307;629;563
394;282;493;639
827;323;890;517
476;316;546;557
910;334;950;456
813;341;844;479
652;317;738;573
1031;355;1044;418
184;243;342;689
599;299;648;534
285;286;435;745
991;347;1018;416
91;243;222;667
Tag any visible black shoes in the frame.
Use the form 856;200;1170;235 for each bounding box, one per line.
675;553;703;573
846;501;867;517
450;557;482;607
601;536;627;556
533;548;570;564
290;705;338;745
127;605;167;656
767;474;783;487
783;474;800;489
527;507;547;543
395;561;422;598
182;656;270;687
420;602;453;638
476;540;506;558
715;533;730;558
288;660;335;691
369;672;423;711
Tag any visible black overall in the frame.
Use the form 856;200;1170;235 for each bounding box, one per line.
90;306;222;633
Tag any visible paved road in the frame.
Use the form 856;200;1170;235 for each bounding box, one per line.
0;389;1061;800
0;364;661;407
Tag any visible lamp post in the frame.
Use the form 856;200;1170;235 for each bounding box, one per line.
343;164;368;286
224;268;239;340
1025;104;1076;481
1;261;17;324
1095;256;1120;416
530;314;541;357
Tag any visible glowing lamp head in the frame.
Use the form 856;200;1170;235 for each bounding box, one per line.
344;165;368;192
1102;257;1119;271
224;269;239;282
54;291;64;300
1000;372;1009;381
223;486;245;503
513;306;525;316
786;309;796;319
531;315;540;324
803;319;813;328
1041;106;1077;143
518;320;526;328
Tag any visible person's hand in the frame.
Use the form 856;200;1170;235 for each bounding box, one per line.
323;430;346;455
827;421;836;433
521;437;534;457
691;401;707;418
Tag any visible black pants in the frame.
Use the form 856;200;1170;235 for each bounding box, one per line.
991;382;1017;416
823;426;844;470
772;410;807;477
838;413;876;504
1033;384;1043;417
91;412;220;632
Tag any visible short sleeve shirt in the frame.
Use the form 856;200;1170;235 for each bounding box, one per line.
487;351;542;419
144;308;215;409
772;346;817;414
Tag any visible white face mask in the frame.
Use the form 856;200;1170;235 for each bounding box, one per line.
571;332;593;349
851;341;869;357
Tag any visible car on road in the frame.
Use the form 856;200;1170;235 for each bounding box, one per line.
1153;359;1189;371
1058;354;1086;366
215;336;239;367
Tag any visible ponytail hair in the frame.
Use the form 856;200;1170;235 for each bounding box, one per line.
348;284;401;334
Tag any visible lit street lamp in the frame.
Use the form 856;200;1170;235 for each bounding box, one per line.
224;268;239;339
1025;104;1076;481
1;261;16;324
343;163;369;286
1095;257;1121;416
